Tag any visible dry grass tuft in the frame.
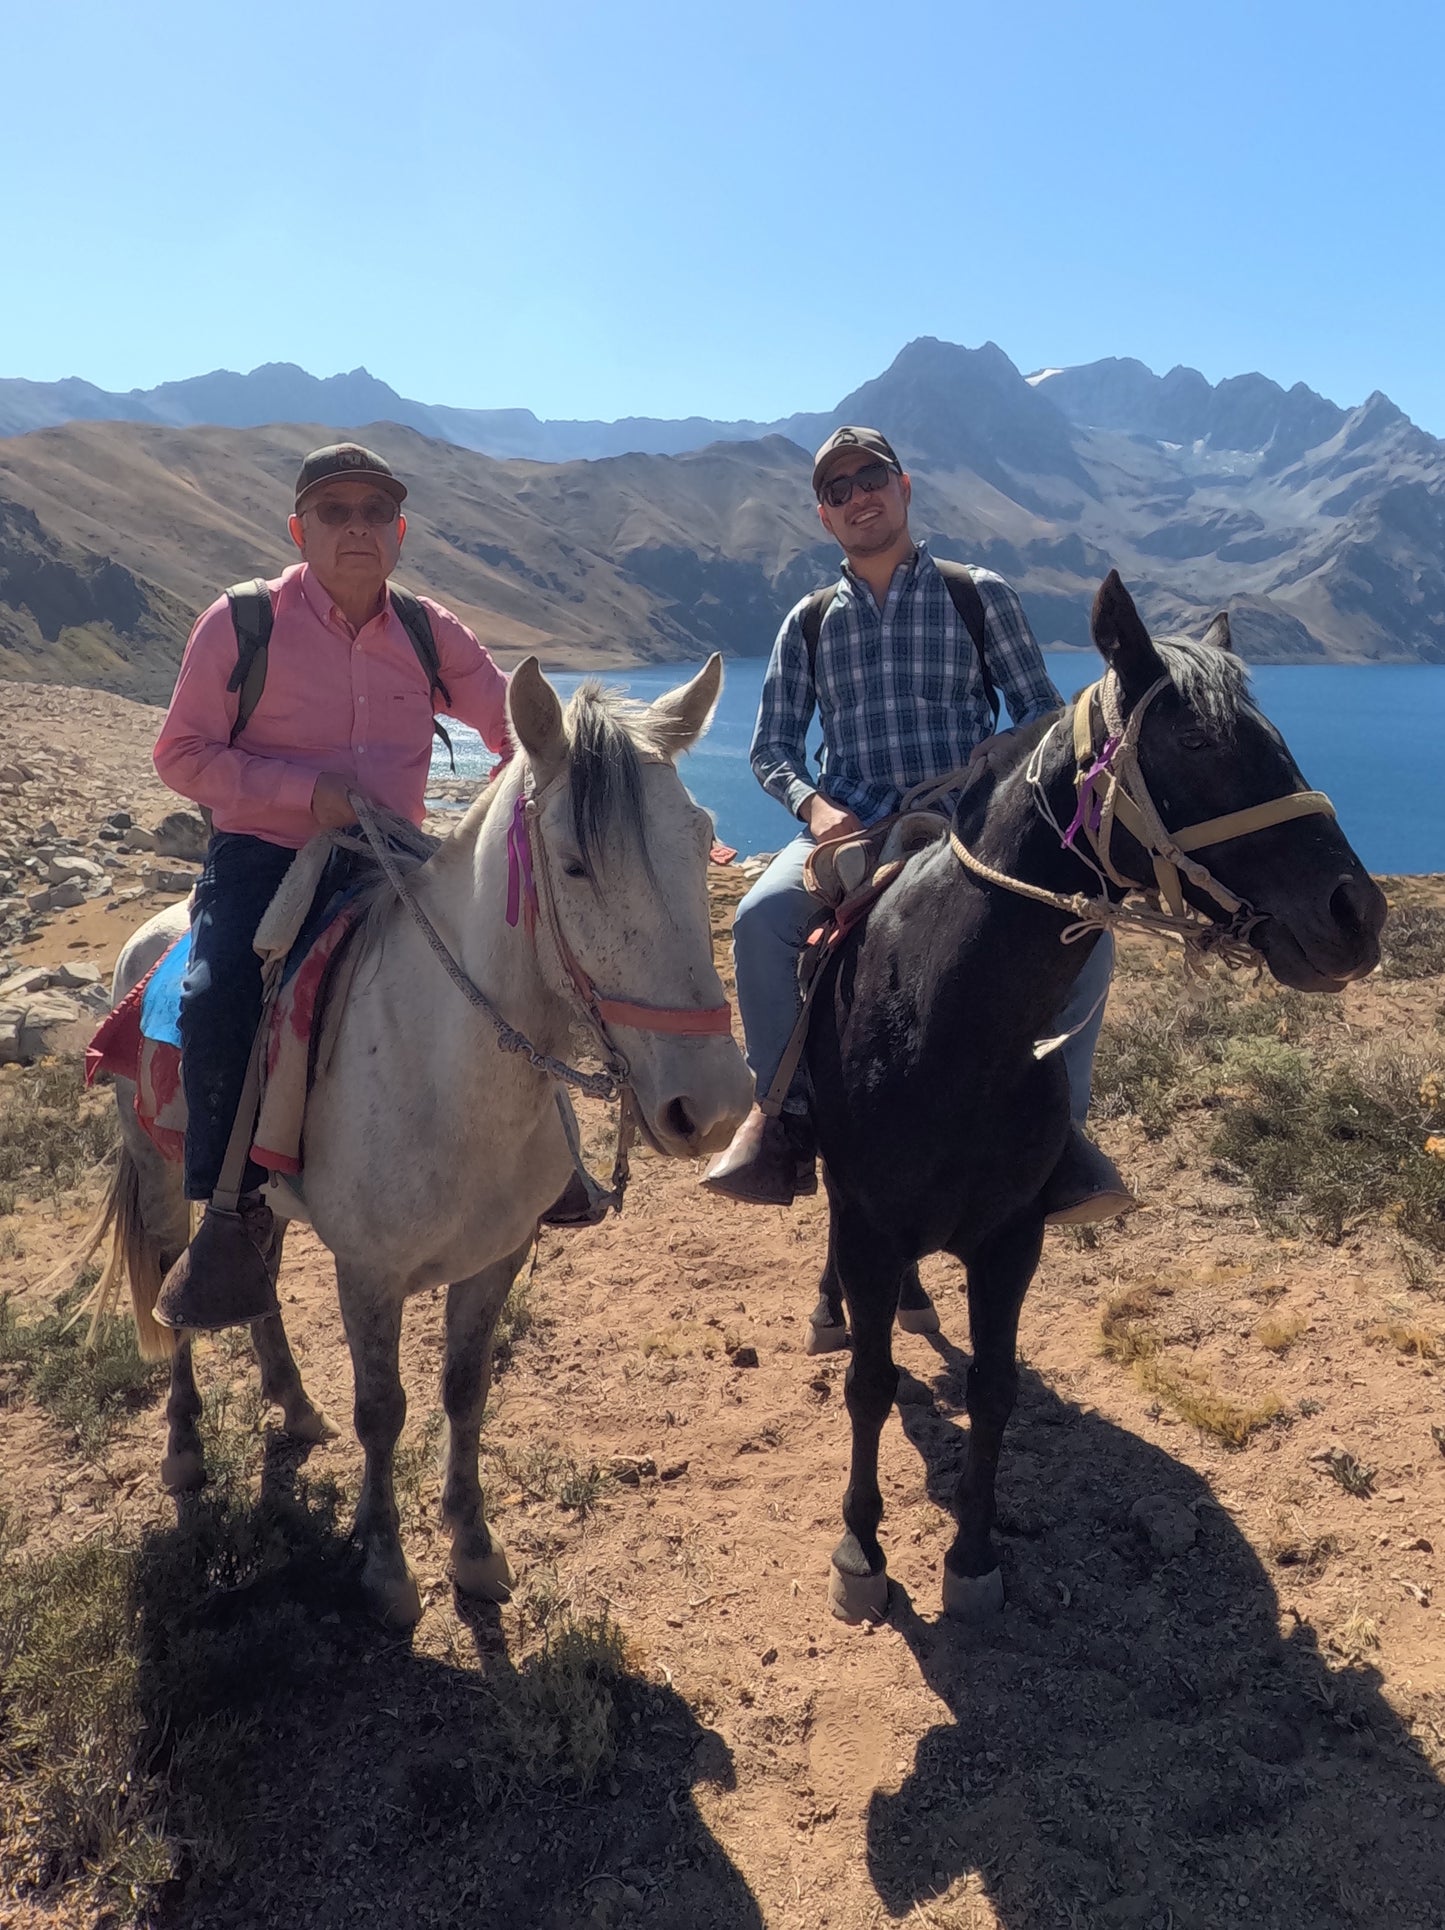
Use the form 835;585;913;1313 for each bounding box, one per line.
1099;1287;1282;1446
1332;1608;1383;1658
1379;903;1445;981
1257;1311;1309;1354
0;1057;117;1206
1365;1321;1439;1360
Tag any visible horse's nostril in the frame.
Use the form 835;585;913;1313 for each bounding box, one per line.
1331;874;1385;941
662;1097;697;1145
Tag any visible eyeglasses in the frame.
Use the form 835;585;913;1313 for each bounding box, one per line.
304;496;399;527
819;459;898;509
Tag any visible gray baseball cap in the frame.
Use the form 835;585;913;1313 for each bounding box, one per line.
295;442;407;510
811;425;902;497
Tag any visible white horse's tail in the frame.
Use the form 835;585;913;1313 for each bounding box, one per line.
72;1145;178;1363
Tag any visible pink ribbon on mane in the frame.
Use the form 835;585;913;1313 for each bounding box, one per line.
505;795;537;935
1061;732;1121;852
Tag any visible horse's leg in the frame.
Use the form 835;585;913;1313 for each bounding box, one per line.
942;1213;1043;1622
895;1262;940;1335
441;1238;532;1603
245;1222;334;1443
806;1217;849;1355
160;1336;205;1492
808;1246;936;1353
828;1199;904;1623
335;1267;419;1627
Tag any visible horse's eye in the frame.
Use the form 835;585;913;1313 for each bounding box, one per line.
1178;731;1211;752
561;856;589;880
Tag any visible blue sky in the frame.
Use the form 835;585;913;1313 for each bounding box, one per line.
4;0;1442;431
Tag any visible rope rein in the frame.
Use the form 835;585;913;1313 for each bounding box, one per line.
343;794;623;1102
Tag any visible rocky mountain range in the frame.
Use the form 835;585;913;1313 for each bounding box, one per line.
2;337;1442;697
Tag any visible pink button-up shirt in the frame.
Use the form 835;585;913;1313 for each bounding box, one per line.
154;564;511;849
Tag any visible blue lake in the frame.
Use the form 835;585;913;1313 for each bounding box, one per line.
433;655;1445;875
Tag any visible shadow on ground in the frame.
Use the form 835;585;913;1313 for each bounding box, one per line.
864;1329;1445;1929
122;1435;762;1930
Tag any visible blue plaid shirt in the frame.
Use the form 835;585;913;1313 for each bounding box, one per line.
751;545;1064;826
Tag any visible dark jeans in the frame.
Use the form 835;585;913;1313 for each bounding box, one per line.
180;833;299;1200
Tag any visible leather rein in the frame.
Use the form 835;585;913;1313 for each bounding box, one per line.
350;761;732;1223
949;668;1336;969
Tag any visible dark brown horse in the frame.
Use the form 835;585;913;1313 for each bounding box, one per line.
804;573;1386;1622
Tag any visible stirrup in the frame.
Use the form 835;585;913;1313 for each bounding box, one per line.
154;1202;280;1330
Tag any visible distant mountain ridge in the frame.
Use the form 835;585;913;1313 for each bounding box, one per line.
1;338;1443;693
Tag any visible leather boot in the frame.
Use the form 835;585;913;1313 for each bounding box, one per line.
538;1170;601;1228
701;1106;816;1206
1042;1125;1137;1227
154;1194;281;1331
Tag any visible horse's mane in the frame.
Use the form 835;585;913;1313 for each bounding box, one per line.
348;678;665;947
1153;635;1253;737
563;678;665;868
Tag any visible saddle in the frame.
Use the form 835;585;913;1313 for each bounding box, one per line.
86;837;372;1179
761;809;951;1114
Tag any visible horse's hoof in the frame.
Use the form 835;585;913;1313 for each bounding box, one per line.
942;1565;1004;1622
829;1561;890;1624
362;1561;423;1629
806;1320;850;1356
895;1301;940;1335
283;1402;336;1445
160;1450;205;1494
452;1545;515;1604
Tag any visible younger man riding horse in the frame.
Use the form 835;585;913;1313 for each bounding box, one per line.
151;442;512;1331
703;425;1129;1222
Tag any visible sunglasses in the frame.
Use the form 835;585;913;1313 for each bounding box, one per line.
305;496;399;527
819;459;898;509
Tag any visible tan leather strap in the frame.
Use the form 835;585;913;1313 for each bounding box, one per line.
1170;790;1335;852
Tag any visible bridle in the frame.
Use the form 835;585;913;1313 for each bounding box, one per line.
949;667;1336;970
349;756;732;1223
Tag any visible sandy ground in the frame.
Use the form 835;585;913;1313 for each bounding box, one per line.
2;688;1444;1929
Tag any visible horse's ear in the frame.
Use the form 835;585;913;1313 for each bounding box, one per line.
647;653;723;759
1091;571;1166;700
507;657;566;775
1200;610;1234;654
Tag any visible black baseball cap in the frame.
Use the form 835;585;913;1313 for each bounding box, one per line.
294;442;407;510
812;425;903;498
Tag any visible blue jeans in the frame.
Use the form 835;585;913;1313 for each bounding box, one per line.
732;833;1113;1122
179;833;298;1200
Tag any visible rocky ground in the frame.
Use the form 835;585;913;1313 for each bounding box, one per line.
2;686;1445;1930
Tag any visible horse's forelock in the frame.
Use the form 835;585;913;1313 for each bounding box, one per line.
562;680;661;870
1152;635;1253;737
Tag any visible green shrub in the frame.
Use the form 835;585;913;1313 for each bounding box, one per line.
0;1278;164;1457
1212;1047;1445;1250
1380;904;1445;981
0;1058;117;1201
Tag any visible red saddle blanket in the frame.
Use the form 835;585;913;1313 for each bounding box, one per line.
85;905;363;1176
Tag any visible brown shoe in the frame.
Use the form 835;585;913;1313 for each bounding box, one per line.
1042;1125;1137;1227
154;1196;281;1331
701;1107;816;1206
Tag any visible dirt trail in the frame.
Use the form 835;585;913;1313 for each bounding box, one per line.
2;689;1444;1929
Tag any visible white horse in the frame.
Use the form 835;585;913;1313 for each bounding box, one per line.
90;657;752;1624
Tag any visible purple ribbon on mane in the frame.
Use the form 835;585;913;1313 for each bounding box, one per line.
505;795;537;934
1060;733;1122;851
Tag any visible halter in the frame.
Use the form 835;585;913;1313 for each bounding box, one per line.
949;666;1337;971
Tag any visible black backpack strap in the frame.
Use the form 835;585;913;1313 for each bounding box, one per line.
798;585;838;683
932;560;1000;729
224;579;275;746
388;585;457;773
